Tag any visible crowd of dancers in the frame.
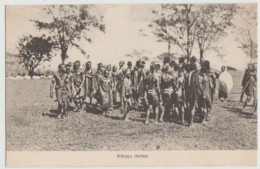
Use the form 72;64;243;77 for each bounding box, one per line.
50;56;257;126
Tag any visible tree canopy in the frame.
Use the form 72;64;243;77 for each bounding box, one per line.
17;35;55;77
32;5;105;64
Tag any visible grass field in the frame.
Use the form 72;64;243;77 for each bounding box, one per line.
6;71;257;151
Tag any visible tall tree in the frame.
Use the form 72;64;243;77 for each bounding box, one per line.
17;35;54;77
32;5;105;64
149;4;199;60
195;4;236;62
148;5;176;57
236;5;257;61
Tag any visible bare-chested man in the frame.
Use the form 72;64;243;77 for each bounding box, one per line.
50;64;71;119
144;65;163;125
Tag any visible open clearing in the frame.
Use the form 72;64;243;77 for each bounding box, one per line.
6;71;257;151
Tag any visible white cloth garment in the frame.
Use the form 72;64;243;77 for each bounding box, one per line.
219;71;233;94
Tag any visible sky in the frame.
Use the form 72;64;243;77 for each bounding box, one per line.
6;4;257;71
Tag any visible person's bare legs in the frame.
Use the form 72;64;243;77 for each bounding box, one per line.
189;105;196;127
180;105;185;124
154;106;159;124
243;96;250;111
252;100;257;114
124;102;130;121
159;104;165;122
145;105;152;125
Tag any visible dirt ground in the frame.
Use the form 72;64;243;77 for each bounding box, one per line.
6;71;257;151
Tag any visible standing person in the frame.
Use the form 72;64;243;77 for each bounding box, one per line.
218;66;233;102
240;64;253;102
117;61;126;108
83;61;94;108
243;65;257;114
50;64;71;119
121;69;133;121
71;61;85;112
161;65;174;122
184;63;202;127
93;63;105;106
65;62;74;110
198;61;213;125
131;61;140;108
144;65;162;125
175;69;186;124
172;64;182;121
112;65;118;106
137;60;146;108
106;64;114;110
99;70;113;116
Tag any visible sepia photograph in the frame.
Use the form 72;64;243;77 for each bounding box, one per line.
5;2;258;166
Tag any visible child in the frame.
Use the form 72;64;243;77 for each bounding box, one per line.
50;64;71;119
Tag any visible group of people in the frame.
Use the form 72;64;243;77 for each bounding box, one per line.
50;55;257;126
50;55;220;127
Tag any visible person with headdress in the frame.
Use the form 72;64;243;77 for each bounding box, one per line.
198;60;213;125
218;66;233;102
121;69;133;121
242;64;257;114
240;64;253;102
184;62;202;127
99;69;113;115
71;61;85;112
83;61;94;108
144;64;162;124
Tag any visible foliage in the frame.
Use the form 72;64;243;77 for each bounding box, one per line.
236;5;257;61
32;5;105;63
149;4;237;61
150;4;199;60
17;35;55;77
195;4;237;61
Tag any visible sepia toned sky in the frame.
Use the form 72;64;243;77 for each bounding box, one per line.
6;4;257;70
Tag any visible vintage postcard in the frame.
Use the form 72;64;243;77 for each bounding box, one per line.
5;2;258;167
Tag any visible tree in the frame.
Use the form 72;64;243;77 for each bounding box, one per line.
236;5;257;61
148;5;177;57
149;4;199;60
17;35;54;77
195;4;236;62
32;5;105;64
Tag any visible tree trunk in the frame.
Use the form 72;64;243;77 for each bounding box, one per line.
199;49;204;64
28;68;35;79
61;48;68;64
168;42;171;57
